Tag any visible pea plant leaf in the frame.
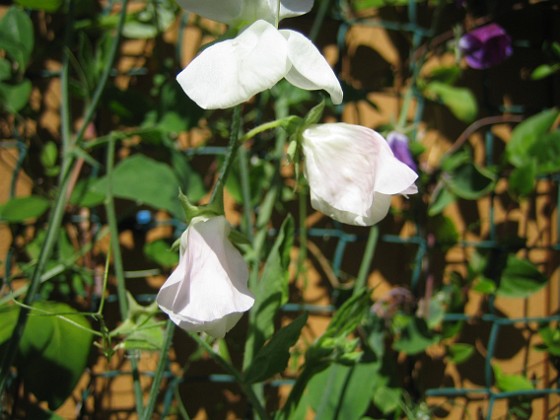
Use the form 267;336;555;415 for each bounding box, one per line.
91;154;182;217
0;195;50;223
506;108;559;169
243;313;307;384
245;215;294;358
496;255;548;298
16;302;93;410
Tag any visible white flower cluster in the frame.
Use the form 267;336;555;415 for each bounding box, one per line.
157;0;419;337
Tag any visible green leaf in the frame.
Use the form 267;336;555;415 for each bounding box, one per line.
246;215;294;357
243;313;307;384
427;65;462;84
373;385;402;415
0;58;11;81
0;79;32;112
40;141;60;176
493;365;534;392
0;7;33;69
0;304;19;344
170;151;205;203
111;293;163;352
392;316;439;355
14;0;63;12
441;149;471;172
508;160;536;198
506;108;559;168
536;325;560;356
17;302;93;410
531;63;560;80
429;214;458;249
496;255;548;298
69;179;106;208
445;162;496;200
530;131;560;175
447;343;474;364
91;154;182;217
143;240;179;268
324;289;370;340
428;186;455;216
0;195;50;222
473;276;497;294
423;81;478;122
307;361;379;419
352;0;409;10
122;0;176;39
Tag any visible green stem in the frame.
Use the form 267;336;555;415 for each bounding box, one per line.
189;333;270;420
0;2;76;389
142;320;175;420
353;226;379;296
74;0;129;147
309;0;332;42
0;0;130;396
237;146;254;242
210;106;242;203
240;116;295;143
104;136;128;319
297;185;308;283
103;135;144;416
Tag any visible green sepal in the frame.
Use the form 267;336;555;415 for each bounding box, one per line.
302;99;325;127
178;185;224;224
286;139;298;164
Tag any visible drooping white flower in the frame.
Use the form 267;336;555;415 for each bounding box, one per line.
156;215;254;338
176;0;343;109
301;123;418;226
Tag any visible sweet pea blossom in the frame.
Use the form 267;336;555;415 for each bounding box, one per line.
459;23;512;70
387;131;417;171
301;123;418;226
176;0;343;109
156;215;254;338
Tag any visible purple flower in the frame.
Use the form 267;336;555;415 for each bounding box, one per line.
459;23;513;70
387;131;417;172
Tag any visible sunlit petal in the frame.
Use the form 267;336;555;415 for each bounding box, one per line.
302;123;418;226
278;0;314;20
280;29;343;104
156;216;254;338
177;20;289;109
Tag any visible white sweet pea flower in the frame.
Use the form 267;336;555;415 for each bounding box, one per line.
301;123;419;226
176;0;343;109
156;215;254;338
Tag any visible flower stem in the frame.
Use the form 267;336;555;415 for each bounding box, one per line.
210;105;242;203
142;320;175;420
353;226;379;296
103;135;145;416
240;116;295;143
189;333;270;420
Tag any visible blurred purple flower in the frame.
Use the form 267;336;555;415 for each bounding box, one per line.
387;131;417;172
459;23;513;69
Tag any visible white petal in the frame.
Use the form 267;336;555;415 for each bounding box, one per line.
177;20;289;109
175;0;242;24
156;216;254;338
302;123;418;226
280;29;343;104
362;192;392;225
302;123;377;224
278;0;315;20
373;138;419;195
